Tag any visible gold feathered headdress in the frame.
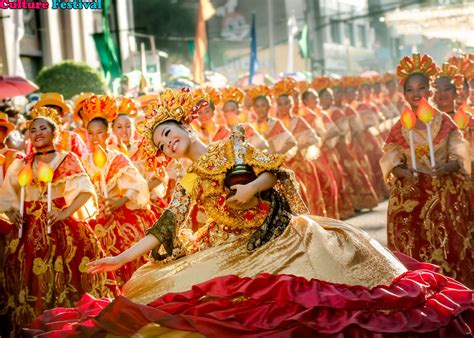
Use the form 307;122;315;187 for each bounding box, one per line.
117;97;138;118
247;85;272;105
194;86;222;106
28;106;63;129
311;77;333;92
81;95;119;126
273;77;297;97
136;88;208;171
434;62;465;95
221;86;245;105
397;53;438;84
447;55;474;80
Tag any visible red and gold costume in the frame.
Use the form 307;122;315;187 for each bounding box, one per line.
0;108;117;335
81;95;155;286
272;79;326;216
29;91;474;337
381;53;473;288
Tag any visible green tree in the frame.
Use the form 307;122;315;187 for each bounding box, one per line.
36;61;107;99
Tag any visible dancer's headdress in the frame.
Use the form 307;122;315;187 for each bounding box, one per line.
194;86;222;106
221;86;245;105
28;106;63;129
117;97;138;118
434;62;464;94
80;95;118;126
73;92;93;122
311;77;333;92
136;88;208;170
447;55;474;80
396;53;437;84
247;85;272;105
272;77;297;97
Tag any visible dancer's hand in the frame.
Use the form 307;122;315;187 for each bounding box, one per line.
105;197;128;213
47;209;69;225
6;208;23;227
431;161;459;178
87;256;125;274
227;184;256;205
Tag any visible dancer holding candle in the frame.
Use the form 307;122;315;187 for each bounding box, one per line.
381;53;473;287
80;95;155;286
0;107;117;335
29;87;474;337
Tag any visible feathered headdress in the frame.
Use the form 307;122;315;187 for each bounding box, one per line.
247;85;272;105
338;76;360;89
434;62;465;95
221;86;245;105
311;76;333;92
136;88;208;171
81;95;119;126
194;86;222;106
397;53;438;84
28;106;63;128
117;97;138;118
272;77;297;97
447;55;474;80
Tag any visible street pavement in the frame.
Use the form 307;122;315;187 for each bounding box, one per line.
346;200;389;247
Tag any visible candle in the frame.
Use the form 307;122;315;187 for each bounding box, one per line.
17;164;33;238
416;98;436;168
93;146;108;199
37;161;54;234
400;107;417;172
0;154;4;185
101;172;108;199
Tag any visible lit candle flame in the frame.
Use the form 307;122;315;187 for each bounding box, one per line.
460;101;474;115
18;164;33;187
0;154;5;166
37;161;53;183
400;107;417;129
119;142;129;156
416;97;435;124
454;107;469;130
93;146;107;168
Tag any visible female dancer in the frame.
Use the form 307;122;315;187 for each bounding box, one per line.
80;95;156;286
381;53;473;288
30;88;474;337
0;107;117;335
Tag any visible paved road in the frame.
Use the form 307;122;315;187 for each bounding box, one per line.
346;200;389;246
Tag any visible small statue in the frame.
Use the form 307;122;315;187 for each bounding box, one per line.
225;125;257;210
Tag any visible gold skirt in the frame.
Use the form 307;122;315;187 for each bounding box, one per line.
123;215;406;305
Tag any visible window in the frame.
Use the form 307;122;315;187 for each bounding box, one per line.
358;24;367;48
330;19;341;44
345;22;355;46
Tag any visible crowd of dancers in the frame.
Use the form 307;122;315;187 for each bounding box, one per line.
0;52;473;336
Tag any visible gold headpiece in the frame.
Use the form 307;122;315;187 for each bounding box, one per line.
247;85;272;105
297;80;310;94
447;55;474;80
194;86;222;106
273;77;297;97
435;62;465;94
221;86;245;105
136;88;208;170
28;106;63;128
311;77;333;92
73;92;93;122
338;76;360;89
81;95;118;126
117;97;138;118
397;53;438;84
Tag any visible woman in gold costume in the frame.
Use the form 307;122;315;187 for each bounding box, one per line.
29;88;473;337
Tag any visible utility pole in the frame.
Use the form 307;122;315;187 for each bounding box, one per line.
267;0;276;77
308;0;325;75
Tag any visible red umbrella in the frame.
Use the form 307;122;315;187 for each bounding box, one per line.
0;75;38;99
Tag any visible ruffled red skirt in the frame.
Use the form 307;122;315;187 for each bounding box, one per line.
27;257;473;337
